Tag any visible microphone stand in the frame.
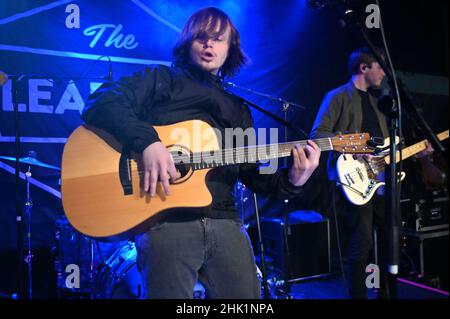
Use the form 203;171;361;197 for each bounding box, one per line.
12;75;25;299
337;5;402;299
7;73;111;299
252;193;270;299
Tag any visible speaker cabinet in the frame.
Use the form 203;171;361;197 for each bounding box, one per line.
261;215;331;282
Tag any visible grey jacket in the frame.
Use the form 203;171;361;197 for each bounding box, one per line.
310;80;388;180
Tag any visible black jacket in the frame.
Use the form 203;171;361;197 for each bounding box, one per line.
82;64;303;220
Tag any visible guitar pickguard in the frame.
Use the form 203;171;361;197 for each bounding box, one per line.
336;154;384;205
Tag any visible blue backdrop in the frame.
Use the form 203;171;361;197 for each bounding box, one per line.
1;0;448;251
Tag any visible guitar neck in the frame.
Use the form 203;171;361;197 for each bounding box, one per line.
190;137;333;170
384;130;449;165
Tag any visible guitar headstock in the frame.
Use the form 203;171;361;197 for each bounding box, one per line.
331;133;373;153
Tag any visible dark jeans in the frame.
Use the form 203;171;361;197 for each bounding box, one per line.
344;194;395;299
135;217;261;299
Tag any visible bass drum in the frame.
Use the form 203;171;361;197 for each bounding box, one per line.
96;242;206;299
96;242;144;299
55;217;124;294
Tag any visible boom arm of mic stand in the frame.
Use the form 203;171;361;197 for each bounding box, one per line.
394;78;446;153
227;91;309;139
226;82;306;110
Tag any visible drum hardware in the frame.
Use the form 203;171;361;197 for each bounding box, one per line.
95;242;143;299
0;153;61;170
0;150;61;299
24;163;33;299
3;72;102;299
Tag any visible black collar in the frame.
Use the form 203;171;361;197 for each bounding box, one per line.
177;63;224;88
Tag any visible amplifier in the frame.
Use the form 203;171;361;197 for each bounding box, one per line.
402;195;449;232
260;212;331;282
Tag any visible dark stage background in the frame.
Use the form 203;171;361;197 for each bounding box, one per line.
0;0;448;298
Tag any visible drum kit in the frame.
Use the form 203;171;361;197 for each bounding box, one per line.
1;151;270;299
54;226;206;299
2;151;273;299
1;151;61;299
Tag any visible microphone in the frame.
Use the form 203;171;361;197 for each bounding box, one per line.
307;0;361;29
102;55;113;81
224;81;237;88
378;94;396;115
308;0;327;9
0;70;8;86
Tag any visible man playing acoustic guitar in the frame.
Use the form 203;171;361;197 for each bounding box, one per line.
81;7;321;299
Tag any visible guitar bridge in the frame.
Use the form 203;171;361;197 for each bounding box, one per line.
119;152;133;195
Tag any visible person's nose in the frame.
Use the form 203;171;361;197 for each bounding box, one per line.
203;39;213;48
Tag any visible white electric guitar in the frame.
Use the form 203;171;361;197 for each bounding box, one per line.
336;130;448;205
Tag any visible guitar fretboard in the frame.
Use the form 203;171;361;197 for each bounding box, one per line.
189;138;333;170
384;130;449;164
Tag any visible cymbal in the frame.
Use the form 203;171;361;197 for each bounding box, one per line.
0;156;61;171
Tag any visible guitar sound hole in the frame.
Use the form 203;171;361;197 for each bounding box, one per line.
169;147;193;184
175;163;191;180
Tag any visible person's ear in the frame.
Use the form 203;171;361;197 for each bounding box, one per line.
360;63;368;72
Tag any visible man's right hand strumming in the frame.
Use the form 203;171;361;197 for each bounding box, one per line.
142;141;179;196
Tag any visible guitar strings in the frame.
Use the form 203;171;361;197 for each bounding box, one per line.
127;136;370;173
342;157;387;181
188;138;333;163
185;136;369;164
